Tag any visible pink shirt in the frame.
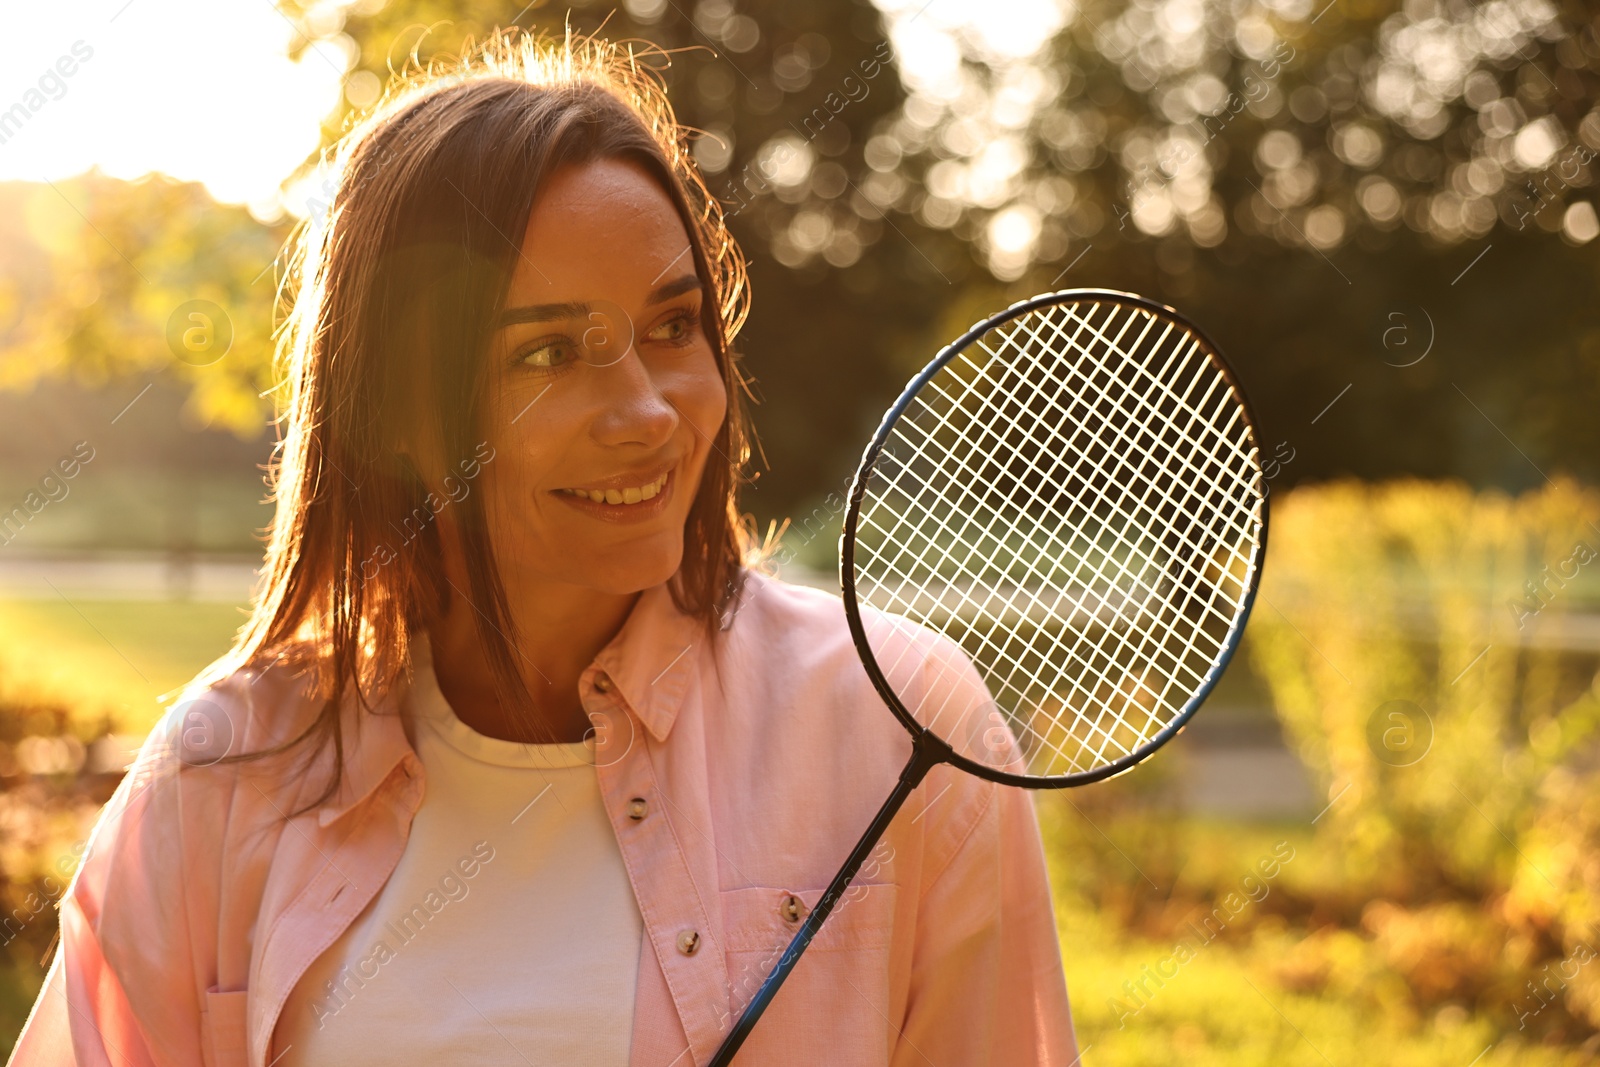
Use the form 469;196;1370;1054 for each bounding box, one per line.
9;571;1077;1066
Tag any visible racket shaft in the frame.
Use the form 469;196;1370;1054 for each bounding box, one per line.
706;732;948;1066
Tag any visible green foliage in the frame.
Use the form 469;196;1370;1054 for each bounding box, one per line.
1040;798;1600;1064
3;3;1598;509
1248;478;1600;1032
1248;479;1600;886
0;176;287;437
897;0;1600;261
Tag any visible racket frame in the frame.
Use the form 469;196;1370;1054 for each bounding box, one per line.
839;287;1271;789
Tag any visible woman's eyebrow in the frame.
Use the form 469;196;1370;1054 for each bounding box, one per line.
495;299;588;328
494;274;703;330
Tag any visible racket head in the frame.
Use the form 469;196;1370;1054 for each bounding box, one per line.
841;289;1269;789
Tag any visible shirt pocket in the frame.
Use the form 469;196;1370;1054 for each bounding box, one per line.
718;882;899;1067
200;986;250;1067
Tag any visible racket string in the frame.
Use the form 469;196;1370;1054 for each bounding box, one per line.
1002;304;1262;610
1008;304;1258;550
857;478;1199;771
899;308;1252;695
857;598;1097;774
858;451;1206;767
851;298;1265;778
952;339;1256;641
876;321;1248;716
1036;307;1273;742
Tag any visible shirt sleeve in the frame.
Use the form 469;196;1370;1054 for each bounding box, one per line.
889;632;1079;1065
6;944;75;1065
8;888;160;1067
8;717;208;1067
893;779;1079;1066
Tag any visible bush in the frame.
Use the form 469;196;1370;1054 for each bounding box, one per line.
1247;478;1600;1036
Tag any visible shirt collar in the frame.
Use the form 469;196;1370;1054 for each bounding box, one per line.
314;578;706;827
591;579;705;744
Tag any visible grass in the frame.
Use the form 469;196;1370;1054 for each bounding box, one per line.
1038;798;1597;1066
1057;900;1590;1066
0;597;246;733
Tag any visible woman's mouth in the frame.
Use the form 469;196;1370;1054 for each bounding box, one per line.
551;469;675;523
555;470;670;505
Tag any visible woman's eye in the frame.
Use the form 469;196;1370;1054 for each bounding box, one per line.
518;338;578;371
648;311;699;345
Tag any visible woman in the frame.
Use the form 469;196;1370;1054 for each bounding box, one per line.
10;30;1076;1067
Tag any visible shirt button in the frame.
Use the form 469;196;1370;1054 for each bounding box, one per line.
594;672;614;694
676;930;701;956
780;894;804;923
626;797;648;821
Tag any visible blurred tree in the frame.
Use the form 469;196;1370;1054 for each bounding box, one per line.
874;0;1600;272
0;175;287;438
274;0;1600;519
5;1;1598;521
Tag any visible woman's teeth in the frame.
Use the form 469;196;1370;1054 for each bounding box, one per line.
559;471;669;505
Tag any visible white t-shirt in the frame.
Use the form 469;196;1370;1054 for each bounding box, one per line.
273;644;644;1065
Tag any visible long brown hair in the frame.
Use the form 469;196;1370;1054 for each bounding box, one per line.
199;29;755;815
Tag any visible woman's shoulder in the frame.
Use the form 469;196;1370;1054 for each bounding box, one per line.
715;569;1010;885
152;653;309;777
152;649;329;772
727;566;849;631
84;652;329;871
68;648;367;936
187;646;324;748
725;568;979;701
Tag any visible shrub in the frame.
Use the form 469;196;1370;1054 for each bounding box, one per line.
1248;478;1600;1034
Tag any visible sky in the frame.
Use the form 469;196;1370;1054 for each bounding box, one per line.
0;0;348;218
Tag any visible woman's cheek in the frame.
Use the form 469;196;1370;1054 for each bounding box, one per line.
678;348;728;440
484;439;547;524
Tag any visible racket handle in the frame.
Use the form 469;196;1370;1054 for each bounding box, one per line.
705;731;952;1067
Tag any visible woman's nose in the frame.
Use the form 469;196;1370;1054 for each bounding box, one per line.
590;350;678;449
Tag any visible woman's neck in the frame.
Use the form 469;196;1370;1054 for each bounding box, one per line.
426;543;639;746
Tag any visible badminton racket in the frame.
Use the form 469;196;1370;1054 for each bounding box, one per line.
707;288;1269;1064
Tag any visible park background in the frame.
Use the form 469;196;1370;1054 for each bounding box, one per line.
3;0;1600;1062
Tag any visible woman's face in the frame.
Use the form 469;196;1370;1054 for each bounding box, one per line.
474;157;728;600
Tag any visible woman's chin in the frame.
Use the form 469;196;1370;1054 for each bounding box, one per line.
577;547;684;597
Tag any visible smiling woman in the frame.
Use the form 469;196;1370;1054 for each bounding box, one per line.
9;28;1075;1067
443;153;737;743
234;37;756;758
